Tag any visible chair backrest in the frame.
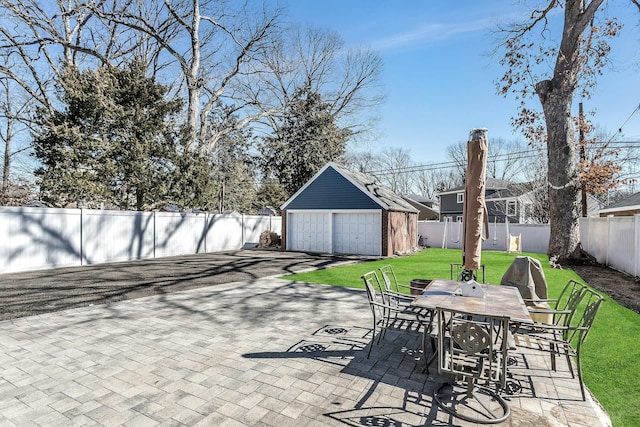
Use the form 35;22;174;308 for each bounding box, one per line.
553;279;586;327
378;265;398;293
437;307;510;387
566;288;605;344
362;271;384;310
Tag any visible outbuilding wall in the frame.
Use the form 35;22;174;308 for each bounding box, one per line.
383;211;418;256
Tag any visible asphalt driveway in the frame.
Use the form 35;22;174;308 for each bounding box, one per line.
0;249;373;321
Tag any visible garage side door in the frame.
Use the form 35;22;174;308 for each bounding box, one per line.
288;213;330;253
333;213;381;256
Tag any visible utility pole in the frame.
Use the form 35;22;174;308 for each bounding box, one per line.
579;102;587;217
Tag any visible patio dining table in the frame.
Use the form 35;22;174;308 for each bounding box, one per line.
411;278;533;374
411;279;533;324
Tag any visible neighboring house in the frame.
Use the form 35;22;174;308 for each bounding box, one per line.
280;162;419;256
439;179;605;224
438;179;534;224
256;206;279;216
599;192;640;217
403;194;439;221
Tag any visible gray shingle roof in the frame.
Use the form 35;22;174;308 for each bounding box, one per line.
331;163;418;212
602;192;640;210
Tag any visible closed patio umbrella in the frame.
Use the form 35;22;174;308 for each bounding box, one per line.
461;128;489;279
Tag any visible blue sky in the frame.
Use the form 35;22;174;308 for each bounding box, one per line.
285;1;640;165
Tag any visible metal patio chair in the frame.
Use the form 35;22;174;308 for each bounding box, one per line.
361;271;419;358
434;307;511;424
521;287;605;400
378;265;436;370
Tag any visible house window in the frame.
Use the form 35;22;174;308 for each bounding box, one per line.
457;193;464;204
507;200;517;217
523;203;533;223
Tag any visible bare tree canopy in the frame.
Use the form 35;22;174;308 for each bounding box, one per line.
447;138;529;182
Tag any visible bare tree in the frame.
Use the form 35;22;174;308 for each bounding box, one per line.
496;0;639;261
95;0;284;153
414;167;463;200
370;147;414;195
446;137;529;182
0;0;128;110
445;141;467;182
255;24;384;142
0;54;34;199
341;149;380;174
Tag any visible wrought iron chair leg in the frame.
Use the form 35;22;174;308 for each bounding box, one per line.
576;344;586;401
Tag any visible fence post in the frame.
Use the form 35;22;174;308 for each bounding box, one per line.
635;215;640;277
203;212;207;254
584;217;590;255
606;215;613;266
153;211;156;259
80;208;84;266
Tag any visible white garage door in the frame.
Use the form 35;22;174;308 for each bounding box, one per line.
288;212;330;253
333;213;381;256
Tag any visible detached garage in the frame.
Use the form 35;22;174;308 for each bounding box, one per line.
281;162;419;256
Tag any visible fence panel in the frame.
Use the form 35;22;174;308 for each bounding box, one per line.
418;221;551;254
82;210;155;264
418;221;464;250
154;212;207;257
580;217;608;264
269;216;282;235
579;216;640;277
509;224;550;254
0;207;82;273
205;214;244;252
608;217;635;275
0;207;283;274
243;215;272;248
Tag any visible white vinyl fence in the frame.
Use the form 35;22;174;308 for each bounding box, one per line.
421;217;640;278
579;215;640;277
418;220;551;254
0;206;281;274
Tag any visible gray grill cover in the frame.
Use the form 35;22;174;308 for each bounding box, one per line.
500;256;548;302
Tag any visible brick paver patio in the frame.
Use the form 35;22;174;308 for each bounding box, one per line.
0;277;609;426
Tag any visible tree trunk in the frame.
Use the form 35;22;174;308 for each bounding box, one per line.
2;82;12;202
537;79;581;262
186;0;201;152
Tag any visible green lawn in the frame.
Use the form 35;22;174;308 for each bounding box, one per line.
284;248;640;427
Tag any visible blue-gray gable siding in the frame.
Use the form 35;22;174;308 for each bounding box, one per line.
286;167;382;210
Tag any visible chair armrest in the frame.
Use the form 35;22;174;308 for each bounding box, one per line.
397;283;428;292
370;300;410;313
385;290;415;302
523;298;559;304
527;308;571;315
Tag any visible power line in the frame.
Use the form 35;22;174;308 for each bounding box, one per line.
366;140;640;177
616;103;640;135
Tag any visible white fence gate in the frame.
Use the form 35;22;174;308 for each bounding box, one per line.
0;207;281;274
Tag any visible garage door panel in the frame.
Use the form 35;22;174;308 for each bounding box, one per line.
333;213;380;256
289;213;330;253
